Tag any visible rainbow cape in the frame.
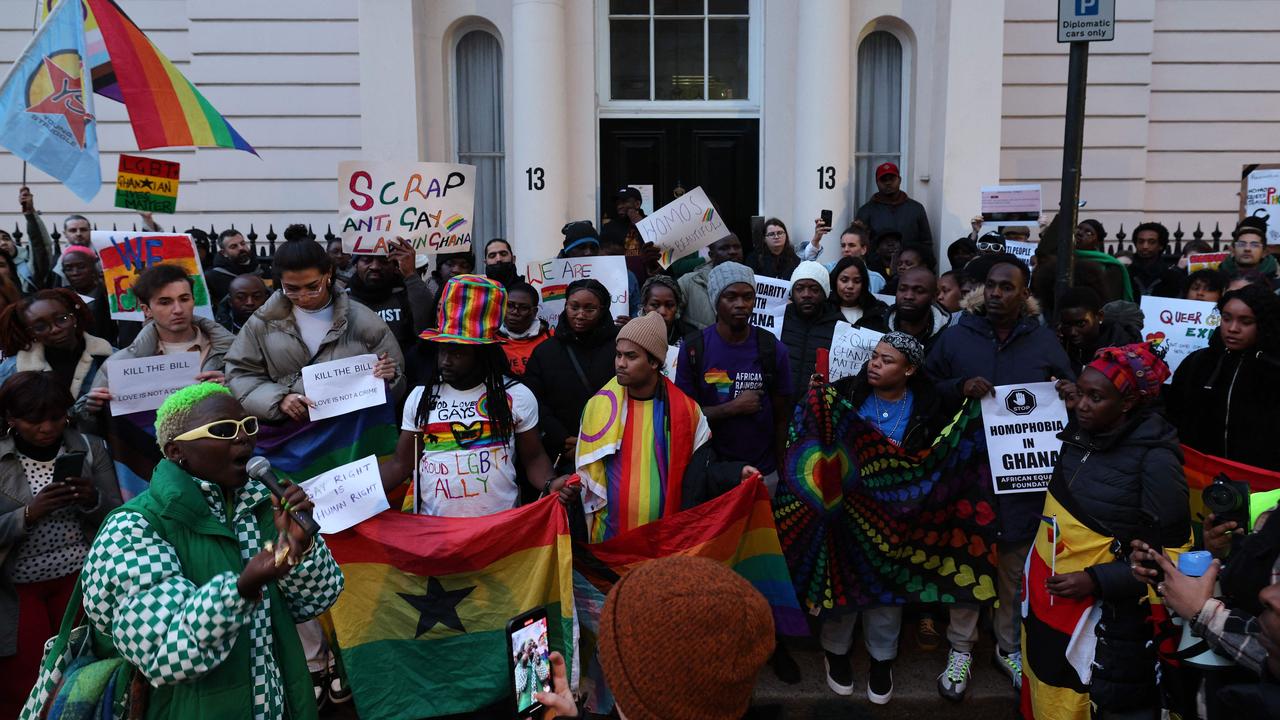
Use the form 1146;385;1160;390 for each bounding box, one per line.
775;386;998;614
326;495;576;720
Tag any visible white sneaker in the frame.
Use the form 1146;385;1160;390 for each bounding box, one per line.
994;648;1022;691
937;648;972;701
823;652;854;696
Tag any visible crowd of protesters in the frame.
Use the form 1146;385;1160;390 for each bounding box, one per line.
1;165;1279;720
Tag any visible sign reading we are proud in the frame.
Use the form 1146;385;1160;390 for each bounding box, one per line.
526;255;630;327
114;154;179;214
338;161;476;256
90;231;212;321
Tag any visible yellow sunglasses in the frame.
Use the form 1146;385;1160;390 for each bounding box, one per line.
172;416;260;442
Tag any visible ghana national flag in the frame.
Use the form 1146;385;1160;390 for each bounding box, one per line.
327;494;576;720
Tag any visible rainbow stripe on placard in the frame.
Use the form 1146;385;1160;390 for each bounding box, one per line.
702;207;715;222
445;214;467;232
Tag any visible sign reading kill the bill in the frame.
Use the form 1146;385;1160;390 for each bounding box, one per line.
526;255;630;327
91;231;212;321
980;382;1067;495
338;161;476;256
635;186;730;267
114;154;179;214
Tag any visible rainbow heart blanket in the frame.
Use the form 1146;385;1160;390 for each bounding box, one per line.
775;386;999;615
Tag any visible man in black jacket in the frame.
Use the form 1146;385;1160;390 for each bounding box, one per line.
781;261;842;406
345;237;434;355
204;229;263;304
855;162;933;250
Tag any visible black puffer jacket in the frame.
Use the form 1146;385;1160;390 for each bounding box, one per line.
1166;333;1280;472
523;316;620;471
780;303;842;406
831;368;947;454
1062;319;1142;376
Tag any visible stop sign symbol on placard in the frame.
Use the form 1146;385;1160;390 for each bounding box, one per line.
1005;389;1037;416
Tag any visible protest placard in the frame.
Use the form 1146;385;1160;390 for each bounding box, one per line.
114;154;179;214
338;161;476;256
1188;252;1229;272
302;354;386;421
981;184;1041;223
1006;240;1037;266
300;455;389;534
751;275;791;339
525;255;630;326
1140;296;1220;378
1242;164;1280;245
105;351;201;416
828;323;885;382
663;344;680;378
635;186;729;267
980;382;1067;494
91;231;212;321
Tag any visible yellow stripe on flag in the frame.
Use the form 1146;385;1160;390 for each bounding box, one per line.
116;171;179;197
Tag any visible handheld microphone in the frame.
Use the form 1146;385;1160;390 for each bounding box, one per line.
246;456;321;538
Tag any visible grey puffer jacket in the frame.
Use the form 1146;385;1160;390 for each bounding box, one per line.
224;290;405;421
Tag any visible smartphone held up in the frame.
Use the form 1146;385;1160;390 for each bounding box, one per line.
508;607;552;717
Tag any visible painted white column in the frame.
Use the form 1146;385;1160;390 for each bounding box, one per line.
358;0;422;160
792;0;852;265
510;0;570;263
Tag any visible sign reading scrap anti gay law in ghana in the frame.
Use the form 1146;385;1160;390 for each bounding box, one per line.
90;231;212;321
635;186;729;267
338;161;476;256
114;154;180;214
980;382;1067;494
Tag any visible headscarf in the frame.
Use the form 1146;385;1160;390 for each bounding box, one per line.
880;331;924;368
1086;343;1170;400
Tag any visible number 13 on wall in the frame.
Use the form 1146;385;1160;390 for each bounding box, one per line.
816;166;835;190
525;167;545;191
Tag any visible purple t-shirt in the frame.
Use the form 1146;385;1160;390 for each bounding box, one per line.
675;326;793;474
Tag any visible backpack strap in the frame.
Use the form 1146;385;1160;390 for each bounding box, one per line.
684;328;706;381
755;328;778;396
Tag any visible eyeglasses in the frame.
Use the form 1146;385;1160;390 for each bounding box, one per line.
29;312;76;335
507;302;534;313
282;279;328;298
1235;240;1264;249
172;416;260;442
977;241;1005;253
764;231;787;238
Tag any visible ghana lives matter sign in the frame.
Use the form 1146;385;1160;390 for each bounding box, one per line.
980;382;1067;495
115;154;179;213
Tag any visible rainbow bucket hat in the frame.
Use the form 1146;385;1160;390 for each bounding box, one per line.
418;274;506;345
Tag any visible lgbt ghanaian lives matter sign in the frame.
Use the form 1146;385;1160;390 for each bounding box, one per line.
91;231;211;321
635;186;729;267
114;154;179;214
338;161;476;256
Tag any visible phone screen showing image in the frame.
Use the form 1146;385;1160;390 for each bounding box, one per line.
509;611;551;714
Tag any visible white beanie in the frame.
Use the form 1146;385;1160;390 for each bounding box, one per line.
790;261;830;297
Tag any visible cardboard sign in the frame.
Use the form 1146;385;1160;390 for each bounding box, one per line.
105;351;201;416
300;455;389;534
1188;252;1229;273
751;276;791;339
827;323;885;382
338;161;476;256
301;354;387;421
114;154;179;214
525;255;630;327
1241;164;1280;245
635;186;729;267
981;184;1041;223
91;231;212;321
1140;296;1220;378
980;382;1067;494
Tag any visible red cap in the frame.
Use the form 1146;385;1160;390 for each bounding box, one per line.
875;162;900;180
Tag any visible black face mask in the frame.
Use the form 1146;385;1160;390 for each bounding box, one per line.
486;261;519;286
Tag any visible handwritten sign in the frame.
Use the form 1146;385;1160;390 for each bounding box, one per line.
1140;296;1220;378
828;323;885;382
981;382;1067;494
525;255;629;326
301;354;386;421
1188;252;1229;272
338;161;476;256
299;455;389;534
105;351;201;416
91;231;212;321
751;275;791;339
635;186;729;267
1243;165;1280;245
114;154;179;214
663;344;680;378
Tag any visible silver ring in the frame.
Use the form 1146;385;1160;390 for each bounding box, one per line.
1157;582;1166;595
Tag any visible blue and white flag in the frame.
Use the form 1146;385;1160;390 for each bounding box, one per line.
0;0;100;202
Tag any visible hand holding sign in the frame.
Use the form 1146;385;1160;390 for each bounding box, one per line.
635;186;729;267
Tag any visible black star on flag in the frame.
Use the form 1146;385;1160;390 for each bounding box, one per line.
398;577;475;637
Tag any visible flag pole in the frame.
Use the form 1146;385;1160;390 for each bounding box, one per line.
21;0;43;187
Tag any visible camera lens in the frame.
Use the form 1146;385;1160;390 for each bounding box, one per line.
1203;483;1243;513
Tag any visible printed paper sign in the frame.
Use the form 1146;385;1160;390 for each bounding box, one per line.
525;255;629;327
1188;252;1229;273
91;231;212;321
114;154;179;214
1006;240;1038;266
1140;296;1220;378
300;455;389;534
338;161;476;256
751;276;791;339
980;382;1067;495
828;323;885;382
301;354;386;421
635;186;730;267
1243;165;1280;245
981;184;1041;223
105;351;201;416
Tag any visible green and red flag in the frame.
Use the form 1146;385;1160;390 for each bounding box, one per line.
326;495;576;720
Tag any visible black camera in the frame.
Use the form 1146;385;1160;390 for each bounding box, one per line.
1203;473;1251;530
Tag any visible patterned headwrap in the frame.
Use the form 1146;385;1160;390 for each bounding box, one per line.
880;331;925;368
1086;343;1170;400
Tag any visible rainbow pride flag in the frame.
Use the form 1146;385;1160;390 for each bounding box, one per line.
326;495;576;720
1182;444;1280;532
79;0;256;154
254;401;399;482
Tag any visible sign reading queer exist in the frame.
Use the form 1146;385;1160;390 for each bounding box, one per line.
526;255;629;327
114;154;179;214
1140;296;1220;378
980;382;1067;495
751;276;791;339
828;323;884;382
91;231;212;321
338;161;476;256
635;186;729;267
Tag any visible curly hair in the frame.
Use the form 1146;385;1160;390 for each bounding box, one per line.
0;288;94;356
1219;284;1280;358
154;382;233;448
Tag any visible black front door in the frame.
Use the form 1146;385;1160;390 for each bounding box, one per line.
599;118;760;245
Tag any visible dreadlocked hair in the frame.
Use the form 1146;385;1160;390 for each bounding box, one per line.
414;345;517;443
0;288;94;356
155;382;233;448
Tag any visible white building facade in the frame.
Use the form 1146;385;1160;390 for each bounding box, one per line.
0;0;1275;264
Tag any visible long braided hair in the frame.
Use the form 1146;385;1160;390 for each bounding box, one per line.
414;344;517;442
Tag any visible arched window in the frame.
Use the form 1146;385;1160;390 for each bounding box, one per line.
854;31;904;204
455;30;505;244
